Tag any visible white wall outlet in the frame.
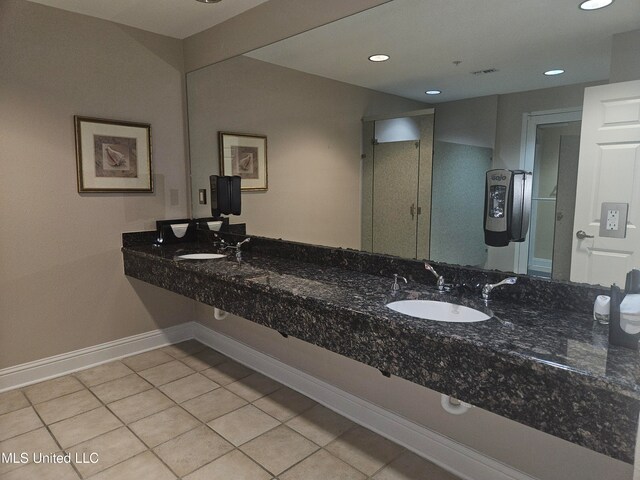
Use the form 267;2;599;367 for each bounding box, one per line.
600;202;628;238
606;210;619;231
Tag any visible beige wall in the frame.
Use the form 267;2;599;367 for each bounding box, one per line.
183;0;390;72
0;0;193;369
434;95;498;149
610;29;640;84
187;55;426;249
196;309;631;480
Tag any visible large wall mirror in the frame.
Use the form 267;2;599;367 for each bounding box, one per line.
187;0;640;287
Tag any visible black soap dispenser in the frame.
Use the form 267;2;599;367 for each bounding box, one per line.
608;269;640;350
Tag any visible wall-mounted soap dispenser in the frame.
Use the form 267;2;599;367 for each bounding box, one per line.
484;169;532;247
609;269;640;350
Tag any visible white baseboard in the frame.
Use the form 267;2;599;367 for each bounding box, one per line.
0;320;537;480
192;322;538;480
0;322;193;393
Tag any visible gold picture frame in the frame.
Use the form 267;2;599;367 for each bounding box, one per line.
218;131;268;191
74;116;152;193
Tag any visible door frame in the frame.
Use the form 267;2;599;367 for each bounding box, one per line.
514;107;582;274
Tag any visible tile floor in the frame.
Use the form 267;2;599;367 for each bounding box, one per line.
0;341;460;480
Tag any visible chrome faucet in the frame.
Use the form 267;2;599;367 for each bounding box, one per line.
424;262;445;292
223;238;251;261
392;274;407;292
481;277;517;301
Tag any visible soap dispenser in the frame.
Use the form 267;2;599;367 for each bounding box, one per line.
608;269;640;350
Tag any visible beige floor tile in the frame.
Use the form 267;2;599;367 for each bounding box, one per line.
0;428;60;475
280;449;366;480
49;406;121;448
326;426;404;476
208;405;280;446
372;451;461;480
75;361;133;387
90;374;152;404
68;426;146;478
161;340;207;358
0;390;29;416
286;404;355;446
180;349;228;371
182;388;247;423
129;405;200;448
240;425;319;476
138;360;195;386
0;407;43;441
34;389;101;424
154;425;234;477
0;461;80;480
201;360;253;385
184;449;271;480
121;349;174;371
23;376;84;404
226;372;282;402
89;450;176;480
159;373;219;404
253;387;316;422
108;388;174;424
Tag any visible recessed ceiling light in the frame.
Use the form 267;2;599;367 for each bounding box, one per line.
544;69;565;76
196;0;222;3
425;90;442;95
368;54;390;62
579;0;614;11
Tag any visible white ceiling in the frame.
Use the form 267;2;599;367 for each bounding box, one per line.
247;0;640;103
27;0;270;39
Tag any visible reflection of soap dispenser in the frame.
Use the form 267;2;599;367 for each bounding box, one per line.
483;169;532;247
608;269;640;350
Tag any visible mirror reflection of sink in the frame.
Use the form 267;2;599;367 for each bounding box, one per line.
177;253;226;260
386;300;491;323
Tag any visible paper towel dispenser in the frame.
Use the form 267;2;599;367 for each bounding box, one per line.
210;175;241;218
484;169;532;247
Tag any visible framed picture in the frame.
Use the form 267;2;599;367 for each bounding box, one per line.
74;116;152;192
219;132;268;191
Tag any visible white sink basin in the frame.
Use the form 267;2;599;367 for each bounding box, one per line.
386;300;491;323
177;253;226;260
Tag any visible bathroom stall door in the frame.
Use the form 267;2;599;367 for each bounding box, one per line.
372;141;420;258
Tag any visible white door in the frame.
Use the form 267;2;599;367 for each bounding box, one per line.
570;80;640;286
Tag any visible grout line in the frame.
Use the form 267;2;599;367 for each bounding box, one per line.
17;386;85;480
1;343;417;480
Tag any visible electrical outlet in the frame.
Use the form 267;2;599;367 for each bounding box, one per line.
606;210;619;231
600;202;628;238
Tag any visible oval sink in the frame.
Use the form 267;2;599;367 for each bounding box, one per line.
177;253;226;260
386;300;491;323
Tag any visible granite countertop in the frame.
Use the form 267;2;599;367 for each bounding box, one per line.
122;238;640;462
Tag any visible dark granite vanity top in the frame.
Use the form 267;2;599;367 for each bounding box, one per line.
122;233;640;463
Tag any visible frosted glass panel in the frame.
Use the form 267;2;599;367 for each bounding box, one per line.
375;117;420;143
430;141;492;267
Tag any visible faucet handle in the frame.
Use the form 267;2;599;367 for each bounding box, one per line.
424;262;437;276
482;277;517;300
392;274;408;292
424;262;446;291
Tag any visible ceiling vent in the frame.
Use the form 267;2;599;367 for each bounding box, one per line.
471;68;499;76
